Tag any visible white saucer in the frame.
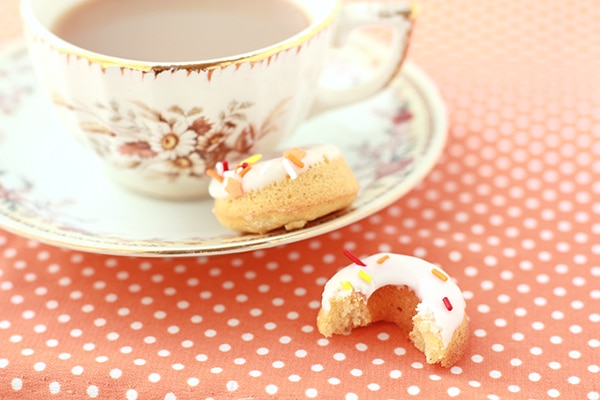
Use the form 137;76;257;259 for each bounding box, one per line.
0;42;447;257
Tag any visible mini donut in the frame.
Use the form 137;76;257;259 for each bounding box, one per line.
207;144;360;233
317;252;469;367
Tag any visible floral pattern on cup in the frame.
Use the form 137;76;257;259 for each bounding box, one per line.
53;96;290;180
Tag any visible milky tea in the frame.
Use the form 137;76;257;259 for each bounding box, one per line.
51;0;311;62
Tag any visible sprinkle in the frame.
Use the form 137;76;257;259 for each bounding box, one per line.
284;147;307;168
343;249;366;266
236;162;249;171
282;158;298;179
221;160;229;172
358;270;372;283
284;153;304;168
443;297;453;311
242;154;263;165
206;169;223;182
238;165;252;178
341;281;353;291
431;268;448;282
376;255;389;264
225;178;244;198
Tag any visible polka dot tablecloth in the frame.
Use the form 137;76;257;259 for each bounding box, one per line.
1;0;600;399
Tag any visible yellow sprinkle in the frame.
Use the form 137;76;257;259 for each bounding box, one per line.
358;270;372;283
376;255;389;264
242;154;263;165
341;281;353;291
431;268;448;282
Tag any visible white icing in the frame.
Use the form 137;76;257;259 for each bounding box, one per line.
208;144;342;199
321;253;466;348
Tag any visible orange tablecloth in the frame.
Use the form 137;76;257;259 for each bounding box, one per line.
1;1;599;398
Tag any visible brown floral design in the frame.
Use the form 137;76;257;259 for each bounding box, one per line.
53;96;289;180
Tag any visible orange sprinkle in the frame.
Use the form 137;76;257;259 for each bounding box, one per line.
431;268;448;282
206;168;223;183
358;270;372;283
225;178;244;198
283;147;307;168
238;165;252;178
376;255;390;264
341;281;353;291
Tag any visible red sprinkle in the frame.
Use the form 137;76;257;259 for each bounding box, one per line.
343;249;366;266
222;160;229;172
443;297;453;311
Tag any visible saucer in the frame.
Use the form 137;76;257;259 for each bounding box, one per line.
0;43;447;257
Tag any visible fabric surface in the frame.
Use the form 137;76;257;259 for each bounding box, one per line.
1;0;599;398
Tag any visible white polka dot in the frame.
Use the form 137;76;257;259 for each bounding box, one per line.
490;370;502;378
407;386;420;395
71;365;84;375
311;364;323;372
529;372;541;382
508;385;520;393
225;380;239;391
266;384;278;395
126;389;138;400
570;350;582;359
87;385;99;398
34;362;46;371
49;381;61;394
257;347;269;355
110;369;122;379
548;389;560;398
11;378;23;390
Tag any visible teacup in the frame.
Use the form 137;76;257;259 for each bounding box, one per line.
20;0;415;200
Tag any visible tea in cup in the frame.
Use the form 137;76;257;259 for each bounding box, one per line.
21;0;415;199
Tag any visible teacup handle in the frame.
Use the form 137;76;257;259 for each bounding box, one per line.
310;2;416;116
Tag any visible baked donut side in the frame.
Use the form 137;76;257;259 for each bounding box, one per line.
317;252;469;367
207;144;360;233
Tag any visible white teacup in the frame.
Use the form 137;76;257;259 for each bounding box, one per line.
21;0;415;200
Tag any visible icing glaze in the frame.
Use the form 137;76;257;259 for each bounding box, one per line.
208;144;342;199
321;253;466;348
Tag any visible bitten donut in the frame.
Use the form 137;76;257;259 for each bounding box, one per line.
207;144;360;233
317;251;469;367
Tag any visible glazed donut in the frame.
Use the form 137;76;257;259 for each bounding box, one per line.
317;251;469;367
207;144;360;233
